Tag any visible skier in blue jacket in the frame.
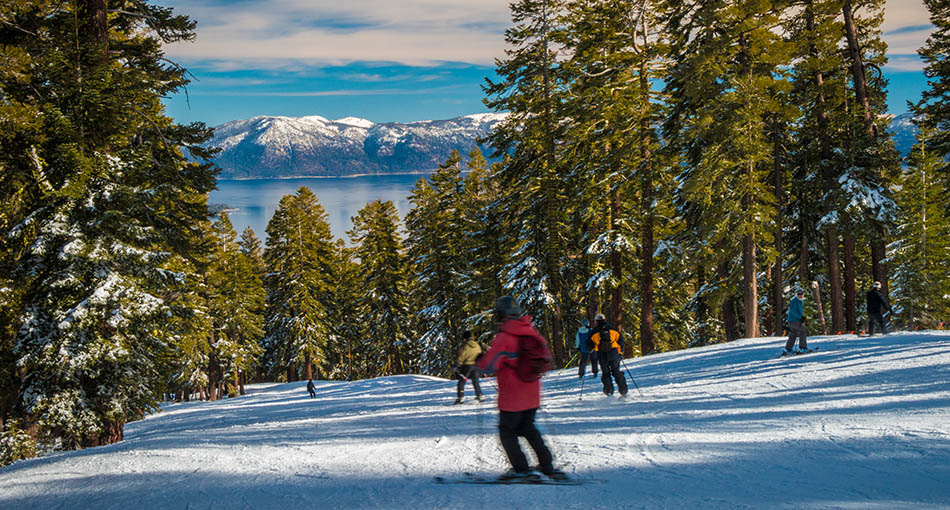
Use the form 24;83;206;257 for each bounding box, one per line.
575;319;598;378
784;288;809;354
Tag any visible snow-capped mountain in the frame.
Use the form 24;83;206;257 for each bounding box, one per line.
887;111;919;157
208;113;507;179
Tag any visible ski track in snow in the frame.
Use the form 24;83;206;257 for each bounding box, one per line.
2;332;949;509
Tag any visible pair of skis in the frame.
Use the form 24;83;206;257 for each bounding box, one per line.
777;346;820;358
434;473;602;486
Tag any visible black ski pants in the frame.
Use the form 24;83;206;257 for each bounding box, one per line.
868;312;888;335
498;408;553;474
456;364;482;399
578;350;598;377
599;350;628;396
785;321;807;351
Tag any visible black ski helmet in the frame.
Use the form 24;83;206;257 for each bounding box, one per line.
494;295;521;321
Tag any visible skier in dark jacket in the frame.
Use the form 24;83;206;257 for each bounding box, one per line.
589;313;628;397
866;281;892;335
575;319;598;378
454;330;483;404
477;296;567;482
306;379;316;399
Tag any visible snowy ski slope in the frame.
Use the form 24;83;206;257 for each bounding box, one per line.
1;331;949;509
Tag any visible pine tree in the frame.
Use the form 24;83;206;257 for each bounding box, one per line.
913;0;950;182
1;1;216;449
484;0;571;363
349;200;410;376
890;130;950;328
405;151;471;375
205;213;264;397
263;188;336;381
662;0;791;339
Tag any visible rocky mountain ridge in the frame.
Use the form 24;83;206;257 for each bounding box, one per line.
208;113;507;179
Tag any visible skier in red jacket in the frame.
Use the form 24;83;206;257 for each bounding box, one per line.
478;296;567;482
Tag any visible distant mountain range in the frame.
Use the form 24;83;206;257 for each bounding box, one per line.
206;111;919;179
207;113;507;179
887;112;918;157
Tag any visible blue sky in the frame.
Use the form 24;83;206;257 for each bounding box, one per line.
161;0;934;127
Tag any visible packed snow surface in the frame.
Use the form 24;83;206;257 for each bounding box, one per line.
2;332;949;509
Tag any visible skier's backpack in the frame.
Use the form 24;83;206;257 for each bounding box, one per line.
516;334;552;382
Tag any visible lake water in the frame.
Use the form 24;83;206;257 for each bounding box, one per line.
209;174;428;244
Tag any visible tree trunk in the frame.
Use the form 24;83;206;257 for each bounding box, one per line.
304;352;313;380
717;261;739;342
871;223;888;295
239;372;246;396
639;64;655;356
742;233;759;338
799;216;809;293
772;131;785;337
843;229;858;332
842;0;875;137
826;228;845;333
610;191;623;332
80;0;109;55
811;281;828;334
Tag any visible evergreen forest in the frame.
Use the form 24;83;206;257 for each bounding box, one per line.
2;0;950;465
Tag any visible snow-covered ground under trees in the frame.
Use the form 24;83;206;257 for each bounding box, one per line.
2;331;949;510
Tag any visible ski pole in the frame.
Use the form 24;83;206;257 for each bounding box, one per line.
563;352;578;370
619;358;643;397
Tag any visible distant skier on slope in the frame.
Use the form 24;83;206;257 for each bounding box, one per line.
783;288;810;355
589;313;628;398
866;281;892;335
477;296;567;482
306;379;316;399
454;330;484;404
575;318;598;379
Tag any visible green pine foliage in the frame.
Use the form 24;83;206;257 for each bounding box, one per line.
484;0;573;363
662;0;790;338
349;200;411;376
1;1;216;450
206;213;265;397
263;188;336;381
890;131;950;328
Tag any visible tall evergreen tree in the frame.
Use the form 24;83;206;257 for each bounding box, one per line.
889;131;950;329
349;200;410;376
405;151;470;375
484;0;571;363
662;0;791;339
1;1;216;449
263;188;335;381
206;213;264;397
913;0;950;180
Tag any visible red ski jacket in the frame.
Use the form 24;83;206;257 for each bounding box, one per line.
478;316;548;412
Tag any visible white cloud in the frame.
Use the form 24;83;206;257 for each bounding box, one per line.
882;0;933;55
884;55;926;72
163;0;512;66
163;0;935;68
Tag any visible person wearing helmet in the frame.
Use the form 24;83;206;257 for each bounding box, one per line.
866;281;892;335
783;288;809;355
454;330;483;404
477;296;567;482
589;313;628;397
575;318;598;378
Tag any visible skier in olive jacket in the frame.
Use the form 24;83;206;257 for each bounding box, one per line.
477;296;566;482
454;330;483;404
